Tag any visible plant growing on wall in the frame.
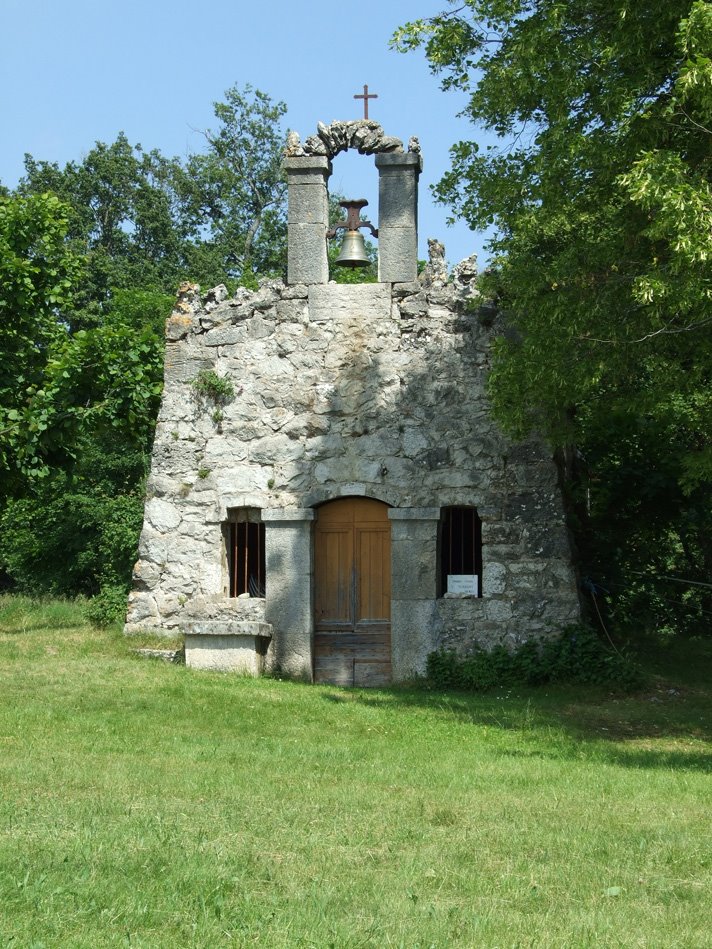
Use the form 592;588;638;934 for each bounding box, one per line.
191;370;235;406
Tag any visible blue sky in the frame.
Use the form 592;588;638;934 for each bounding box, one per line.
0;0;493;268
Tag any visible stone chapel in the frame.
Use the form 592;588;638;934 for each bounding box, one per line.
124;119;581;686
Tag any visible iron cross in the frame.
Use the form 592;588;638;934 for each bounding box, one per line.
354;84;378;120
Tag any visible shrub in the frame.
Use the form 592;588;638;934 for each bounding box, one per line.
86;584;129;628
426;625;643;691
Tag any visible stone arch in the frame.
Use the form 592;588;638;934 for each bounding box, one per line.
284;122;422;284
285;120;421;160
304;484;401;509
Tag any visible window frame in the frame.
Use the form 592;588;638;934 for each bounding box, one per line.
438;506;483;598
223;508;266;598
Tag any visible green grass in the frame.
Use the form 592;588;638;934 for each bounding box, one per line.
0;596;710;948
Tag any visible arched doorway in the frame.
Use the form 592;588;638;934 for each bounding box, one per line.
313;498;391;686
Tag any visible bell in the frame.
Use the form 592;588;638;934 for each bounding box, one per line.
334;229;370;268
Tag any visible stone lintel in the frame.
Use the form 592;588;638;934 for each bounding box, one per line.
262;508;316;522
219;495;265;519
388;507;441;520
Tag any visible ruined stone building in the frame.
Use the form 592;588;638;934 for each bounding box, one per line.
124;120;580;685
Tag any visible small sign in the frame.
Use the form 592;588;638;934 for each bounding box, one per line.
447;575;479;596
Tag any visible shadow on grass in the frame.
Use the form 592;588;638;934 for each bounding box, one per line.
318;639;712;773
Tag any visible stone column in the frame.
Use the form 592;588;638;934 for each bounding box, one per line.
375;152;422;284
388;507;440;680
284;156;331;285
262;508;315;680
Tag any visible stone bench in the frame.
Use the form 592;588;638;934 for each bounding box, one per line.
184;620;273;674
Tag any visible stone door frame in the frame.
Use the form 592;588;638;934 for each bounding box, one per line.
263;502;441;684
313;497;392;686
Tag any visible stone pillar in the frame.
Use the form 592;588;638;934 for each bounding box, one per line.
388;507;440;680
284;156;331;285
262;508;315;680
375;152;422;284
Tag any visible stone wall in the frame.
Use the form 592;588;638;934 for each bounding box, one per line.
125;269;581;678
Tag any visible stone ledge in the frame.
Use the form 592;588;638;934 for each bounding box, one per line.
185;620;273;638
133;647;185;663
185;623;273;674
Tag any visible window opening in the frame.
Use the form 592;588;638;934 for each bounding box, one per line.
439;507;483;597
225;509;265;597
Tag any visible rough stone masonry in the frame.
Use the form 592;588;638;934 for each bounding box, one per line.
124;120;581;681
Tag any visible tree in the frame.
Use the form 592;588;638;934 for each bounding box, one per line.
1;85;291;610
395;1;712;634
19;136;189;326
178;84;289;285
19;85;290;301
0;284;170;606
0;192;85;487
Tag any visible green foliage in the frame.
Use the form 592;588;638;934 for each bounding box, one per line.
576;399;712;638
1;443;147;598
1;86;291;602
0;193;85;488
19;136;190;324
85;583;131;627
18;85;290;304
0;286;168;490
0;195;147;610
191;369;235;404
0;594;88;633
395;0;712;635
427;626;643;691
178;84;288;284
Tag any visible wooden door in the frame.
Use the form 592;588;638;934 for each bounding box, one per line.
314;498;391;687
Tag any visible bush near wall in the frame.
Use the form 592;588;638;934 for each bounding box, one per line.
426;626;643;692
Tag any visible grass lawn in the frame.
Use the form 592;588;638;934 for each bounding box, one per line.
0;596;710;948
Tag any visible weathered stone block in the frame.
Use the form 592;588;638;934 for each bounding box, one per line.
283;155;332;184
287;224;328;285
399;294;429;318
378;227;418;283
482;561;507;595
521;525;572;558
379;172;419;228
391;599;440;680
287;183;329;225
281;284;308;300
145;498;182;533
308;284;392;322
276;299;308;324
392;535;437;600
185;624;271;674
203;325;245;347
